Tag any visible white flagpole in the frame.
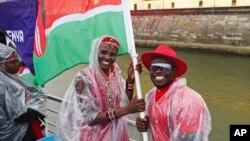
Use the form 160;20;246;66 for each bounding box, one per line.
122;1;148;141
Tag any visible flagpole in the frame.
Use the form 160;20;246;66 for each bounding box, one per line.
122;1;148;141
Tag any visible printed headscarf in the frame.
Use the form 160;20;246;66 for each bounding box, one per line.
0;43;15;63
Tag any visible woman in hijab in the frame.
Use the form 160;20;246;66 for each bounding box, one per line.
56;35;145;141
0;43;47;141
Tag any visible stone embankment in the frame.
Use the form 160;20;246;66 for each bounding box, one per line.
135;39;250;56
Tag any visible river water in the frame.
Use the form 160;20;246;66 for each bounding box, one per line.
44;47;250;141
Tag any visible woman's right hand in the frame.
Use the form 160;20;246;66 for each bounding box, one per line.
115;97;145;119
126;97;145;114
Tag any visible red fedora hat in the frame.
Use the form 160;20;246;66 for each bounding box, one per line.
141;44;187;77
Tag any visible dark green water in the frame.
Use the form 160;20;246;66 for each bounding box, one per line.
45;47;250;141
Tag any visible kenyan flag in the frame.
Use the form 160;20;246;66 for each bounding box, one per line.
34;0;133;85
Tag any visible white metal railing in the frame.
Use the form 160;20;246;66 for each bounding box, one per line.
46;94;143;141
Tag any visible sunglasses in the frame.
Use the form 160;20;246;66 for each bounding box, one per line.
0;57;20;64
150;63;172;72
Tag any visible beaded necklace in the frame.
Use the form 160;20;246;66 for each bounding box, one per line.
95;68;117;111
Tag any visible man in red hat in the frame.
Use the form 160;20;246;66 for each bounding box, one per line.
136;44;211;141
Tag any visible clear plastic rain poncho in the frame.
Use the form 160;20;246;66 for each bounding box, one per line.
56;36;130;141
145;78;211;141
0;43;46;141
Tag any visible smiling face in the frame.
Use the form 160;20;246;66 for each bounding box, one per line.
4;52;21;74
150;57;176;88
98;44;118;73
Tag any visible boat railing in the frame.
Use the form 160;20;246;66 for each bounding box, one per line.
46;94;143;141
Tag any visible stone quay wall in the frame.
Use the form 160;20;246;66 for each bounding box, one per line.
131;7;250;56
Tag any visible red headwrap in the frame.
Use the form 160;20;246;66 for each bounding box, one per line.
101;37;120;48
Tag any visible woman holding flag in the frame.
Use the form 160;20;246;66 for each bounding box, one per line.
56;35;145;141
